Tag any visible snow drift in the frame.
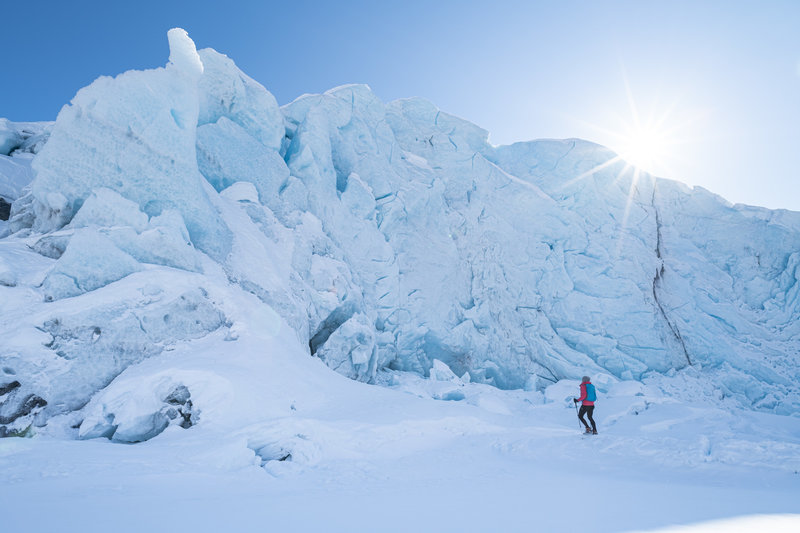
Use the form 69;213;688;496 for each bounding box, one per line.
1;28;799;440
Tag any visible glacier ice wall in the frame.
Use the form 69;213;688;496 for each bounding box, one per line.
23;29;231;260
2;28;799;437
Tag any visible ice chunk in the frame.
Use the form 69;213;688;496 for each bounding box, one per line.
325;84;386;126
0;118;23;155
113;212;200;272
544;380;581;405
430;359;462;384
0;154;34;203
197;48;284;151
220;182;260;203
1;277;227;434
385;97;491;157
315;313;376;382
340;172;375;219
136;211;199;270
68;188;149;232
64;190;199;272
249;431;322;467
196;116;289;204
42;229;142;300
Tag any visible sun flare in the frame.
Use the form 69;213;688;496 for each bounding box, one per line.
616;121;673;174
609;77;688;177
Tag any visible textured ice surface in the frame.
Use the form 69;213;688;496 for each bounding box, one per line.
197;48;284;151
0;119;49;157
1;29;799;442
278;85;799;411
0;120;51;236
0;154;33;201
26;29;230;259
66;188;200;272
196;115;289;203
315;312;376;381
0;118;24;156
41;228;143;300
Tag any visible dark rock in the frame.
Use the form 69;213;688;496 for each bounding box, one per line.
178;400;194;428
0;425;33;438
0;392;47;425
0;197;10;221
0;380;21;396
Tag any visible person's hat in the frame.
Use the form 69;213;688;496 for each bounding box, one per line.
582;376;591;383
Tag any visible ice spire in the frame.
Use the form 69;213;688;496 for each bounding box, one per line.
167;28;203;80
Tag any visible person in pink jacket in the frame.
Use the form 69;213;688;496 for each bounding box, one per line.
573;376;598;434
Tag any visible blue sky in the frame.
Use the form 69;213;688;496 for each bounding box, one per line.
2;1;798;211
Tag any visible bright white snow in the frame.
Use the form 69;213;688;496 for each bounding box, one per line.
1;28;798;532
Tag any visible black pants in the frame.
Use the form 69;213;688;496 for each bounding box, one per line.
579;405;596;432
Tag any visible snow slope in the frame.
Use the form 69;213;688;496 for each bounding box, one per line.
0;28;799;532
2;350;799;532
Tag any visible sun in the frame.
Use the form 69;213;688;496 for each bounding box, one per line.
559;70;708;200
560;90;688;191
607;76;688;178
615;120;673;174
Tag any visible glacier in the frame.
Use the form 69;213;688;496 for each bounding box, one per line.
1;27;799;443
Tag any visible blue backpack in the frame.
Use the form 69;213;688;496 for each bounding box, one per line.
584;383;597;402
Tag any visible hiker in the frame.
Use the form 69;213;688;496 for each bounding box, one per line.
574;376;597;434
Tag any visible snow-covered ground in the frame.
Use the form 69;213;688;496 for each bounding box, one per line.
2;360;799;532
1;28;799;532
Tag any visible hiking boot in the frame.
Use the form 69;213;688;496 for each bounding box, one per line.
592;430;598;435
584;428;592;434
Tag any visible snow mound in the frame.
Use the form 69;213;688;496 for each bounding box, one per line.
80;372;200;443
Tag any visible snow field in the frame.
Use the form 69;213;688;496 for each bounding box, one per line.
2;358;799;532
